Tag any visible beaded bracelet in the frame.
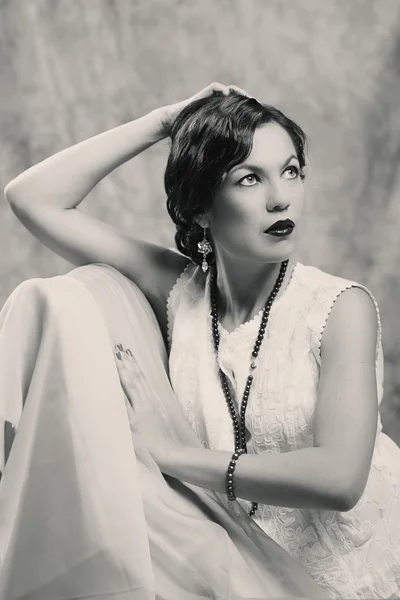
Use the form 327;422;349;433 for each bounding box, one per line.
226;448;246;501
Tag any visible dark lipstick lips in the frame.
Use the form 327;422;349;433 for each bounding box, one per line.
265;219;295;233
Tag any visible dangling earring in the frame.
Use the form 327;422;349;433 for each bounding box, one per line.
197;227;213;273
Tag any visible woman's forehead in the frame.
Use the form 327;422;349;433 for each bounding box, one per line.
225;130;298;178
249;123;296;162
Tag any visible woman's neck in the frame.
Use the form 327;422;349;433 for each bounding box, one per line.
212;256;296;332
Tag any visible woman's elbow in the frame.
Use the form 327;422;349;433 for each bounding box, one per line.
4;180;17;204
333;493;358;512
321;449;369;512
331;479;365;512
4;179;26;207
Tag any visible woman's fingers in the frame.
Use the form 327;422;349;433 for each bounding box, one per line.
191;82;253;102
114;344;153;406
115;345;138;371
199;82;229;96
162;82;256;135
227;84;253;98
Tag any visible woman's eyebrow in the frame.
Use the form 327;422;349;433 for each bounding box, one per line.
229;154;299;174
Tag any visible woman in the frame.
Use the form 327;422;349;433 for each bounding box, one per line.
5;83;400;599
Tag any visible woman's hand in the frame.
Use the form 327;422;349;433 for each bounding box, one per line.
156;82;254;137
114;344;181;470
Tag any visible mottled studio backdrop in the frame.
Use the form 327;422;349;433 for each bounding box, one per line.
1;0;400;443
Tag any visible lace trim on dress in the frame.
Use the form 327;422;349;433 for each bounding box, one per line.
166;261;198;352
167;258;399;598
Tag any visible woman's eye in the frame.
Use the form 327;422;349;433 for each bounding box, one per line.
283;166;299;179
239;174;258;186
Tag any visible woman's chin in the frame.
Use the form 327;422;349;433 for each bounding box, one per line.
259;237;295;256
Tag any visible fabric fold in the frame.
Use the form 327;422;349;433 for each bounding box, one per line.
0;263;326;599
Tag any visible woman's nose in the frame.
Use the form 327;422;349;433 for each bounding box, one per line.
266;184;290;211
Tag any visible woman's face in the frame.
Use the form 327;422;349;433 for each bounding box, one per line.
206;122;305;265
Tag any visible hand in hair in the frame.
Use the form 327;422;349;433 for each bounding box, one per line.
158;82;253;137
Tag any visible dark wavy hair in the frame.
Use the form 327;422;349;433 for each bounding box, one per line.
165;91;308;266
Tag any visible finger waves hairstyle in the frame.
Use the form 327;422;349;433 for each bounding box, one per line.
165;91;308;266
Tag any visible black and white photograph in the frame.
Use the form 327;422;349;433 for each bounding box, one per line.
0;1;399;598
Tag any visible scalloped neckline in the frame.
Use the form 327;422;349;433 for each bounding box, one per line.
217;261;300;337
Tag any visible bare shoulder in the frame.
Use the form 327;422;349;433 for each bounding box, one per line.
122;239;191;336
128;242;190;305
101;236;191;341
7;201;191;334
315;286;379;508
320;286;378;361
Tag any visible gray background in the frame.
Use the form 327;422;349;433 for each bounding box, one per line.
1;0;399;443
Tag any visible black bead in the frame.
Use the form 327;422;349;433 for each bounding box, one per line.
212;264;285;519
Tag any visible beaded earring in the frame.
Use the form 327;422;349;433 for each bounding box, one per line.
197;227;213;273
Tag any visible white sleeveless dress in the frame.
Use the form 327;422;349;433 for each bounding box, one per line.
167;260;400;599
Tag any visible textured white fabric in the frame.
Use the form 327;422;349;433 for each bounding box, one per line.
0;263;327;600
167;261;400;599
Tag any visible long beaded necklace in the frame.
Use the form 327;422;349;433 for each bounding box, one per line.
209;259;289;517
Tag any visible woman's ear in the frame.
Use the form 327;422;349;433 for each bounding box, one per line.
193;214;210;229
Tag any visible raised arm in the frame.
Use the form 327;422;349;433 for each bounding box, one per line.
4;83;242;330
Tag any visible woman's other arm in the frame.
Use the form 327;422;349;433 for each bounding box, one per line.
157;287;379;512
